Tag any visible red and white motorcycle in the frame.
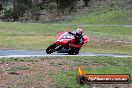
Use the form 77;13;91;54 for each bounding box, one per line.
46;31;89;55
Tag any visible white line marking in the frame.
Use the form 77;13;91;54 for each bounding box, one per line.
0;54;131;58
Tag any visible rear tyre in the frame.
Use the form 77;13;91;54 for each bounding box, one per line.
68;48;80;55
74;49;80;55
46;43;56;54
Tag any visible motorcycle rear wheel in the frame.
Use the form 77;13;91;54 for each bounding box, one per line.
68;48;80;55
46;43;56;54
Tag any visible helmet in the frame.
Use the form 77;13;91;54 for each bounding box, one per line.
75;28;83;36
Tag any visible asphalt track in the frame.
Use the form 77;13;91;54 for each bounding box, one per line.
0;50;132;58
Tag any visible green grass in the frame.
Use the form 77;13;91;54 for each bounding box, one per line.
0;57;37;62
52;56;132;88
0;21;67;36
62;10;132;24
7;66;30;72
83;26;132;37
0;21;132;54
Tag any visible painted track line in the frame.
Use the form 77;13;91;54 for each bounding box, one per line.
0;54;132;58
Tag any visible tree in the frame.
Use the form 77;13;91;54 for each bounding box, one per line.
7;0;32;21
83;0;91;6
0;3;3;11
55;0;78;15
0;0;4;11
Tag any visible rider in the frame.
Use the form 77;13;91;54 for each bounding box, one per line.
68;28;84;49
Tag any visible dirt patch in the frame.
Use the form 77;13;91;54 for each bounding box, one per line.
0;58;71;88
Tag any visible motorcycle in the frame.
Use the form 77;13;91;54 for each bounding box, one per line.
46;31;89;55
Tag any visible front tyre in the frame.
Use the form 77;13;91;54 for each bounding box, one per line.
46;43;56;54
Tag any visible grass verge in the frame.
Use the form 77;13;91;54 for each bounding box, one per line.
61;10;132;25
0;56;132;88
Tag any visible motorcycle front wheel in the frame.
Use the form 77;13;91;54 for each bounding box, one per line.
46;43;56;54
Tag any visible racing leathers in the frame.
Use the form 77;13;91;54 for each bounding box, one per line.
68;31;84;49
